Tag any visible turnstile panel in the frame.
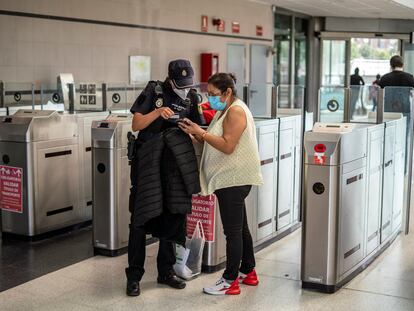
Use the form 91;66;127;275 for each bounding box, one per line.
366;129;383;255
256;125;278;241
381;125;396;242
277;128;294;230
35;143;81;231
303;164;339;286
0;141;33;235
293;146;301;222
392;150;404;233
339;164;366;276
116;149;131;247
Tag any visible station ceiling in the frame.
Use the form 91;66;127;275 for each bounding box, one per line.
258;0;414;19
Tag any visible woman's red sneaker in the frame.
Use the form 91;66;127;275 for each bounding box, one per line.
239;270;259;286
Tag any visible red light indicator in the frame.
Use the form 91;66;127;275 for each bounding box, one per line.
314;144;326;153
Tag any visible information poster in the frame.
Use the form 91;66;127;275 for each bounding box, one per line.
129;55;151;85
0;165;23;213
187;194;215;242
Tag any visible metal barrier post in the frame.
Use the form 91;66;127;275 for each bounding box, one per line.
343;87;351;123
405;88;414;234
243;85;250;107
40;85;44;110
68;83;75;113
376;88;384;125
31;83;35;111
316;88;321;123
102;83;107;112
0;81;4;108
271;85;278;118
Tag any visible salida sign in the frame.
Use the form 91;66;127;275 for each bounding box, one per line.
0;165;23;213
187;194;215;242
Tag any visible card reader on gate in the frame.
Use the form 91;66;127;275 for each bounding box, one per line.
312;123;356;133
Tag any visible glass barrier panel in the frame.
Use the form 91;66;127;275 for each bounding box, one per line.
126;84;143;113
382;86;414;234
319;85;345;123
248;83;274;118
2;82;40;113
106;83;127;113
350;85;379;123
277;84;305;111
40;83;65;112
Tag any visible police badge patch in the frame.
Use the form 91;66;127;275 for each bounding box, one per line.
155;98;164;108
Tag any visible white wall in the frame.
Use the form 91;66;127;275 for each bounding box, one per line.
0;0;273;85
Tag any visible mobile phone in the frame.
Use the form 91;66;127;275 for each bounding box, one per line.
177;119;191;125
167;114;181;124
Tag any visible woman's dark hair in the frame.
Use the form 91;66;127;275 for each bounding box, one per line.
208;73;237;96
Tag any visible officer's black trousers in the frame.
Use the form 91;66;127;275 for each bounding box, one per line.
125;186;176;282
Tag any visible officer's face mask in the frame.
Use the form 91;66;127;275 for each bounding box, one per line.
171;81;190;100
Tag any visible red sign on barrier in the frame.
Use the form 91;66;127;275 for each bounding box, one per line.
313;153;327;165
0;165;23;213
187;194;215;242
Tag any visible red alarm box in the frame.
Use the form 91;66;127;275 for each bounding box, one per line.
201;53;219;83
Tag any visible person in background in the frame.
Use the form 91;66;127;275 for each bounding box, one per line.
378;55;414;114
369;74;381;111
379;55;414;89
379;55;414;172
178;73;263;296
350;67;365;117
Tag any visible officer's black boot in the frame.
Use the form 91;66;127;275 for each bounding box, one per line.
157;274;186;289
126;280;141;296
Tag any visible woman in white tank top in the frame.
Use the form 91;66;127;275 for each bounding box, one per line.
178;73;263;296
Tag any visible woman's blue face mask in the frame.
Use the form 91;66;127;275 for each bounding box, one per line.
208;95;227;111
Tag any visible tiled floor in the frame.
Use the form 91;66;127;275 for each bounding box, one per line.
0;226;94;292
1;227;414;311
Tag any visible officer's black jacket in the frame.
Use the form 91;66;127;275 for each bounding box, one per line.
131;127;200;243
129;80;203;242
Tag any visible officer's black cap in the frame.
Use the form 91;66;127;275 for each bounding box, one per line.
168;59;194;89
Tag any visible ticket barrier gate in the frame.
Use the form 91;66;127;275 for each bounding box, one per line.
302;116;406;293
76;112;109;212
0;110;89;237
0;109;110;238
201;115;303;271
91;114;133;256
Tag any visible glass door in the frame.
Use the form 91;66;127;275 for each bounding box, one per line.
319;40;348;122
321;40;347;86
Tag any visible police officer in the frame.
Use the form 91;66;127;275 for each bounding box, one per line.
126;59;203;297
